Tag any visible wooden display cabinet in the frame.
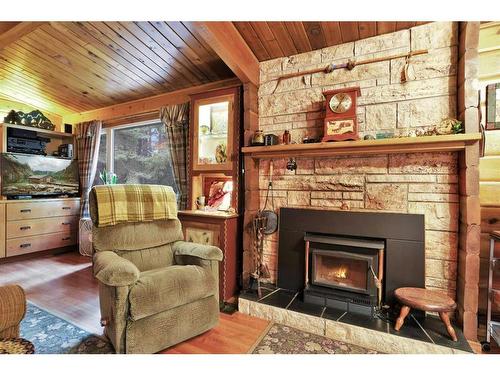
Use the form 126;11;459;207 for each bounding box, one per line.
188;86;241;212
180;85;242;304
190;88;236;172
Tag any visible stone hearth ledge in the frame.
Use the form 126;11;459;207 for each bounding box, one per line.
238;298;470;354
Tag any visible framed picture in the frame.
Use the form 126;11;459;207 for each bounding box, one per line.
486;83;500;130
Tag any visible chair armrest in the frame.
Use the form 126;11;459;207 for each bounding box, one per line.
0;285;26;335
93;251;140;286
173;241;223;262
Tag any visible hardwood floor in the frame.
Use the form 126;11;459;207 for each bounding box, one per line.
162;312;270;354
0;251;101;334
0;251;270;354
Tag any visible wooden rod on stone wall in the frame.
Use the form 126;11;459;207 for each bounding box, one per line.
274;49;429;82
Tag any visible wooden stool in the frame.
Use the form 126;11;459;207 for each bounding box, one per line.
394;287;458;342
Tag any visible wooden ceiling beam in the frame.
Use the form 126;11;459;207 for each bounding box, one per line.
0;22;46;50
63;77;241;125
188;22;259;86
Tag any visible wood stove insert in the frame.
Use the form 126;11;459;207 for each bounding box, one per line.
304;234;384;315
277;208;425;309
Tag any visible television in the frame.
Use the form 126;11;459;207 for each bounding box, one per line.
1;153;79;198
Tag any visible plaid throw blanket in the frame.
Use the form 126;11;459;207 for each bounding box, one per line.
90;184;178;227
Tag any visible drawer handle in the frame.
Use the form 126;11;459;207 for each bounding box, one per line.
62;237;71;241
62;206;71;210
20;226;31;231
20;209;31;213
20;243;31;248
62;222;71;226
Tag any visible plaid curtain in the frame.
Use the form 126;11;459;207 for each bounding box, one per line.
160;103;189;210
76;120;102;218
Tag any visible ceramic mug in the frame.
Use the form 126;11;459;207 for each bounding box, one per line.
196;195;206;208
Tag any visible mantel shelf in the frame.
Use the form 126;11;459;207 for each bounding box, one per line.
241;133;482;159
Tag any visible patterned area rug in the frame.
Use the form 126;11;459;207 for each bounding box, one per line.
251;323;380;354
20;303;113;354
19;303;379;354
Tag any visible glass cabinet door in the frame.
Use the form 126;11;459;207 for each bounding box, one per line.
193;94;234;171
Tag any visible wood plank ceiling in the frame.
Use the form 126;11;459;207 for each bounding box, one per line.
0;21;430;118
0;22;234;116
233;21;429;61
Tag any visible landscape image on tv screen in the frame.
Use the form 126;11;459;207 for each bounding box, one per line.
1;153;79;197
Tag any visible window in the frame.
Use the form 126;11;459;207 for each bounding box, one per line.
92;121;178;193
93;133;107;186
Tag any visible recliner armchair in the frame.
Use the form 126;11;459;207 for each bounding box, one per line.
89;187;223;354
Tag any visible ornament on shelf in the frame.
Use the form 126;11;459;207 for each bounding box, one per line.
435;118;463;135
4;109;55;131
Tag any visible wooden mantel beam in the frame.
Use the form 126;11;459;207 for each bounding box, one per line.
189;22;260;86
0;22;46;50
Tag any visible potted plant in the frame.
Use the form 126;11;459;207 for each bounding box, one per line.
99;169;118;185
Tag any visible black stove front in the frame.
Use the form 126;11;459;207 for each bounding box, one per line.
276;208;425;313
304;234;384;316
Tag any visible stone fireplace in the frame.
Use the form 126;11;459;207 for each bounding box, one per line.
242;21;481;341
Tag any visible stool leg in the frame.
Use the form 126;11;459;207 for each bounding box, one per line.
395;305;410;331
439;312;458;342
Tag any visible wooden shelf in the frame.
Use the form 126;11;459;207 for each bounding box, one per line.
0;123;73;139
242;133;482;159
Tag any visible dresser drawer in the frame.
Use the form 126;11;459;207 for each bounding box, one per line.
6;216;78;239
6;231;77;257
7;200;80;221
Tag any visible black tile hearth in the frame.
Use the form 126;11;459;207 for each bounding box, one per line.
386;313;435;344
259;288;297;309
239;288;473;353
338;311;391;334
322;306;348;321
239;283;278;301
420;315;471;352
287;295;325;317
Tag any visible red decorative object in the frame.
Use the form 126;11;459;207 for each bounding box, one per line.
322;87;361;142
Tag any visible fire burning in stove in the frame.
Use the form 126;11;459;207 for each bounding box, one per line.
328;265;349;280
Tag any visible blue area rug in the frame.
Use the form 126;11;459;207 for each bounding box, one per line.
20;303;113;354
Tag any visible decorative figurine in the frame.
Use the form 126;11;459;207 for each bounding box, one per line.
286;158;297;171
215;143;227;163
251;130;265;146
282;129;291;145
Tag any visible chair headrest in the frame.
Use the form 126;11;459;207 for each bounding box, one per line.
89;184;178;227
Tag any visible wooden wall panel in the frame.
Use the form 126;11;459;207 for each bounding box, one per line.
484;130;500;156
478;24;500;317
479;157;500;181
480;182;500;206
